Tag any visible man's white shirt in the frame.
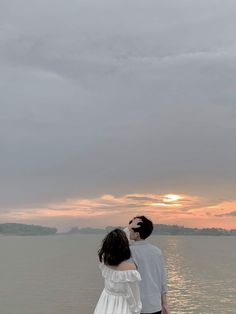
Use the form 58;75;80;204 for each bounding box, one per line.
124;228;168;313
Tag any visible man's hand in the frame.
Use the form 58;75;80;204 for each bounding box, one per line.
161;294;170;314
128;217;142;230
162;304;170;314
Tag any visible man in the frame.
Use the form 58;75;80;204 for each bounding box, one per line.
124;216;169;314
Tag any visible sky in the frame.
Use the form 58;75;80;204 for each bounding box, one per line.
0;0;236;231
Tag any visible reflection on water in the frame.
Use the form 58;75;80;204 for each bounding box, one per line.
164;237;199;313
0;235;235;313
150;236;236;314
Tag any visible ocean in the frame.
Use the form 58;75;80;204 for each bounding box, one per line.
0;234;235;313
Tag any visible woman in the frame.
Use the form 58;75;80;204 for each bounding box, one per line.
94;228;142;314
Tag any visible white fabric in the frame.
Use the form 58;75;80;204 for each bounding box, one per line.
94;263;142;314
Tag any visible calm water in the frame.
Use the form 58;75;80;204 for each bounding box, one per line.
0;234;235;314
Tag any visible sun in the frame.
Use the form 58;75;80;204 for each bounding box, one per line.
150;194;182;207
163;194;182;202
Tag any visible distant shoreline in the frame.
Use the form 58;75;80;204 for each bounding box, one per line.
1;223;235;236
0;223;57;236
66;224;236;236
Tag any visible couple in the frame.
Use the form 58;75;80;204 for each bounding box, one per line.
94;216;169;314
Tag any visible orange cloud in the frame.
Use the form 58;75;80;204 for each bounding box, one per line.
1;193;235;230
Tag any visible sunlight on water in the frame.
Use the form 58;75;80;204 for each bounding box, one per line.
152;236;236;314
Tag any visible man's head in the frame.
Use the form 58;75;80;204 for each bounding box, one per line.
129;216;153;241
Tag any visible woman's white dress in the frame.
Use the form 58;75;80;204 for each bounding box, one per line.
94;263;142;314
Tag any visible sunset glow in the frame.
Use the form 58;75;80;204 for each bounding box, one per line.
1;0;236;236
1;193;235;231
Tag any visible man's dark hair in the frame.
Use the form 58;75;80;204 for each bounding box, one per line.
98;228;131;266
130;216;153;239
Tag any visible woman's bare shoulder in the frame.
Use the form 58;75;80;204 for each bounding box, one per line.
116;261;136;271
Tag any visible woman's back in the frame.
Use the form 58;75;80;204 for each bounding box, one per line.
94;229;142;314
94;262;142;314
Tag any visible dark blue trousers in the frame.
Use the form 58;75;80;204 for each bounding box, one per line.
141;311;162;314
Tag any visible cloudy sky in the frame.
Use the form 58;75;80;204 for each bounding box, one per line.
1;0;236;231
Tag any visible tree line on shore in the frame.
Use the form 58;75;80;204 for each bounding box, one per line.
1;223;235;236
67;224;236;236
0;223;57;236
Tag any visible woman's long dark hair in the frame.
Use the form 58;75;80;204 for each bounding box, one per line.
98;228;131;266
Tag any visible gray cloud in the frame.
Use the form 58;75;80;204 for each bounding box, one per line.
216;211;236;217
0;0;236;216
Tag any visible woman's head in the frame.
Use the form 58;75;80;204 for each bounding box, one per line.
98;228;131;266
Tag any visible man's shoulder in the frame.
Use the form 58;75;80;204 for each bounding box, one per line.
131;241;163;255
146;243;163;255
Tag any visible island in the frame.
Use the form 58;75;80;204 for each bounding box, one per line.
0;223;57;236
2;223;235;236
66;224;236;236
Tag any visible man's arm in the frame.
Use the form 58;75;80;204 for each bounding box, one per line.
124;218;142;243
123;226;132;244
161;293;170;314
129;217;142;230
160;253;169;314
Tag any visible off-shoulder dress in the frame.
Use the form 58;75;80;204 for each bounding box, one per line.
94;263;142;314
